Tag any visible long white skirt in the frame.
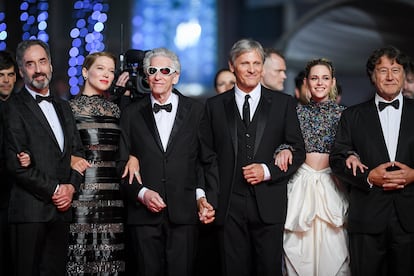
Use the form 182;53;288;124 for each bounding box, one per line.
283;163;350;276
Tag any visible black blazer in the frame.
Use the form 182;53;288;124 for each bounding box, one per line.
199;87;305;225
119;90;205;225
2;88;83;223
0;100;11;210
330;97;414;233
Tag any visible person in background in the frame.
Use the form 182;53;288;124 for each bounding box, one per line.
51;74;72;101
0;51;18;102
293;70;310;105
0;50;18;276
199;38;305;276
402;59;414;99
214;68;236;93
261;48;287;92
2;39;84;276
275;58;365;275
119;47;215;276
335;82;345;105
330;45;414;276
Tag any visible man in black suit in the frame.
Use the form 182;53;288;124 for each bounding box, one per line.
2;39;83;276
119;47;214;276
199;38;305;276
330;46;414;275
0;50;18;276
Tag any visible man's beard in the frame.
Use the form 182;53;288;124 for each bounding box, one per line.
30;72;51;90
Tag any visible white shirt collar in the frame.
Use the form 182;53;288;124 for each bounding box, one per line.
26;85;51;99
150;91;178;107
375;91;403;110
234;83;261;102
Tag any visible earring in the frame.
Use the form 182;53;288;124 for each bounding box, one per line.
83;76;88;80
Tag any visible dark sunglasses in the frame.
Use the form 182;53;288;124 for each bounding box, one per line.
147;66;176;76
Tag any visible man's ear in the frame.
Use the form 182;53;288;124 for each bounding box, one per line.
172;73;180;85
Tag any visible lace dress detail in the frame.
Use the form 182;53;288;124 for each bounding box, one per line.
67;95;125;275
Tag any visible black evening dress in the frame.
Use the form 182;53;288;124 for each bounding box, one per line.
67;95;125;275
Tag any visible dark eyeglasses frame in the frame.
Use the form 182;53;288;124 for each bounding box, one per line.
147;66;176;76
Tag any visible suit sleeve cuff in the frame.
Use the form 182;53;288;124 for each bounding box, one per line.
261;164;271;181
367;177;374;188
196;188;206;200
138;187;148;201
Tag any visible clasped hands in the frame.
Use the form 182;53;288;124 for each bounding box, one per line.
367;161;414;191
139;190;215;224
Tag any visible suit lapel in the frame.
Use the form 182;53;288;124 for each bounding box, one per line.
53;101;68;154
365;99;390;160
141;98;164;152
224;93;238;155
253;90;270;156
396;98;414;160
166;93;189;152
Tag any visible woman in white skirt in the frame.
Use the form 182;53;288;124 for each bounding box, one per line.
275;58;366;276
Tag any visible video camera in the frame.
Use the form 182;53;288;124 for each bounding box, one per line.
111;49;151;99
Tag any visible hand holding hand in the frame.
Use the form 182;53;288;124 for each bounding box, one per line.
197;197;215;224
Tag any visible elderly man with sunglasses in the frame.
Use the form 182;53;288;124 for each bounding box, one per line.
118;47;215;276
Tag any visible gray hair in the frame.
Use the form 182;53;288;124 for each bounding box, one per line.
228;39;264;65
143;47;181;74
16;39;51;69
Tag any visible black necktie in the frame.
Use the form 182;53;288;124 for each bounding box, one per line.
243;95;250;127
378;99;399;111
153;103;172;113
36;95;54;104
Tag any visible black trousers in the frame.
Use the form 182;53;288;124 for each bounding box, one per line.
219;192;284;276
9;221;70;276
0;208;12;276
349;208;414;276
128;220;197;276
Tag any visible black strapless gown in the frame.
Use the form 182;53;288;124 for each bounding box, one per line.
67;115;125;275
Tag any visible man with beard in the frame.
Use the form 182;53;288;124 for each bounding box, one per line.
1;39;84;276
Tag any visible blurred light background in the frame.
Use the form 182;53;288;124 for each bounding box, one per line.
1;0;414;105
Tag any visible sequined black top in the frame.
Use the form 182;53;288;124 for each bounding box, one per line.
297;100;345;154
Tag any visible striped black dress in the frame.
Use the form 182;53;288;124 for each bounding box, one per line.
67;95;125;275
